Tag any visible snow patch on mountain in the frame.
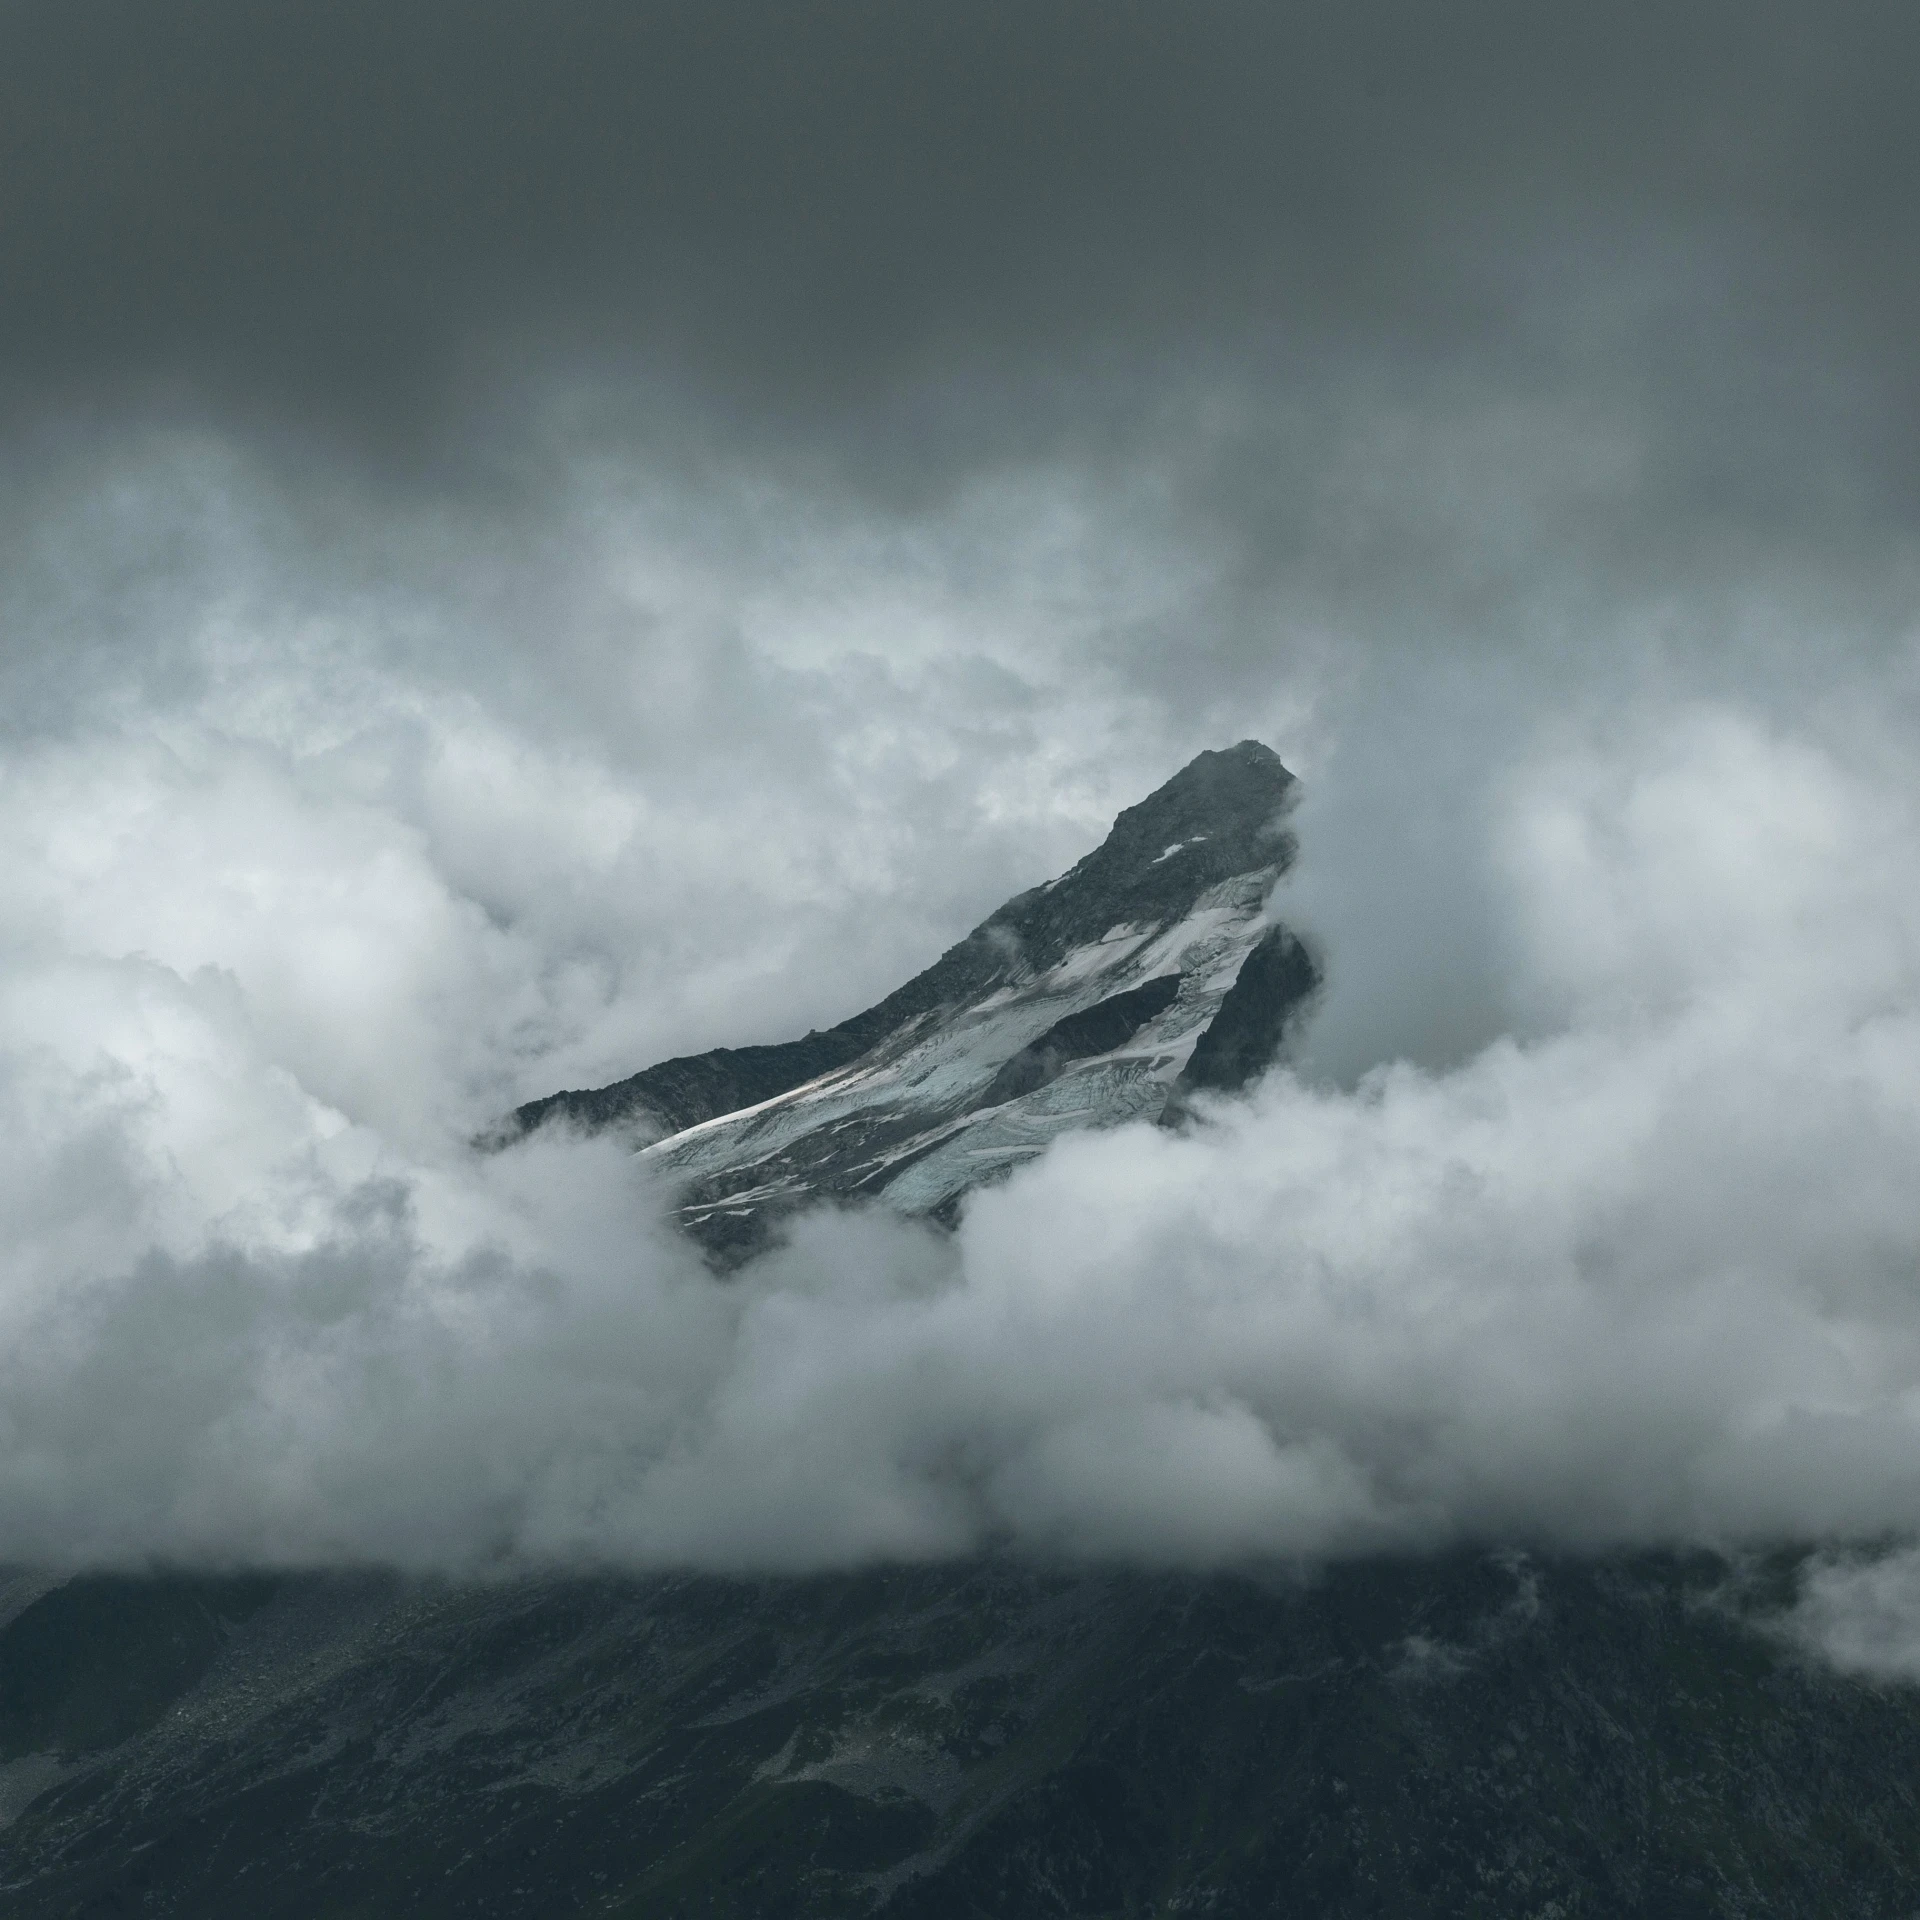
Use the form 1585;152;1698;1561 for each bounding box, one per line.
645;867;1288;1237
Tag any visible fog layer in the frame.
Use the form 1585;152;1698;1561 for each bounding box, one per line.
5;486;1919;1602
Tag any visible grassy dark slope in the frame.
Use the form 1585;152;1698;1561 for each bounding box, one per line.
0;1573;276;1760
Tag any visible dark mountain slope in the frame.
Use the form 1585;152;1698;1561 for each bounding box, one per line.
2;1554;1916;1918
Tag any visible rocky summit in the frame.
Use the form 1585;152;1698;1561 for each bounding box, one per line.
512;740;1319;1258
5;748;1920;1919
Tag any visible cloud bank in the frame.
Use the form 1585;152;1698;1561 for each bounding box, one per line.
5;3;1920;1692
5;525;1920;1600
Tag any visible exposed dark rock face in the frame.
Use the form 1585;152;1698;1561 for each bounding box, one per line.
1177;922;1321;1097
511;1032;875;1145
981;972;1183;1106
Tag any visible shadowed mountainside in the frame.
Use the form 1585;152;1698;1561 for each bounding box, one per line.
3;1553;1918;1917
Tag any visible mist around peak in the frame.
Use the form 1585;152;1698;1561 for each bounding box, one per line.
4;553;1920;1683
6;1;1920;1680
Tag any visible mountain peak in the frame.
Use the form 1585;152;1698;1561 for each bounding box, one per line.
1073;738;1296;885
512;742;1314;1256
978;740;1295;974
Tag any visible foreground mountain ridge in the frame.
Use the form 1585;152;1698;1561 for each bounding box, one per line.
5;1550;1919;1918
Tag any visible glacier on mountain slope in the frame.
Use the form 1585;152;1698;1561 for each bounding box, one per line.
655;867;1281;1227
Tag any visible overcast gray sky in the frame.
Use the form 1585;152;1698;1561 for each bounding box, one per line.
5;3;1920;1666
5;0;1917;1068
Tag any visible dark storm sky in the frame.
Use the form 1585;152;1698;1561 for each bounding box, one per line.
8;0;1920;781
5;1;1916;479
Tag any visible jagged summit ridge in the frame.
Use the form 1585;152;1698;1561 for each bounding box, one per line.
517;740;1317;1254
